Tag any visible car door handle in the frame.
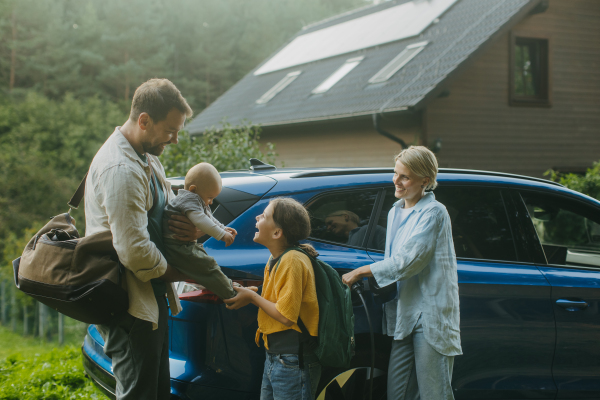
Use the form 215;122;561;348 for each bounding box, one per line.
556;299;589;311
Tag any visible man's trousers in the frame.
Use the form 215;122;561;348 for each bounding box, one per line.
97;295;170;400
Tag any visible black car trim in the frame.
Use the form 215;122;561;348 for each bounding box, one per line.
82;347;116;400
500;190;521;263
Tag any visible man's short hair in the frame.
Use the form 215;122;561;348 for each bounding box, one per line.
129;78;193;123
327;210;360;225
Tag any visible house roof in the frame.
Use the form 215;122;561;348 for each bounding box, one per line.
187;0;539;134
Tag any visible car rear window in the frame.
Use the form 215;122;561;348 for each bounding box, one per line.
373;186;518;262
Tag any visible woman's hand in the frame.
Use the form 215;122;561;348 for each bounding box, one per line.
223;286;258;310
168;214;205;241
342;265;373;288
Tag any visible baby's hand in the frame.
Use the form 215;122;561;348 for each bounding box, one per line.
222;232;235;247
225;227;237;236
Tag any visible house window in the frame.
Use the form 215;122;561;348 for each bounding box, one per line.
312;56;364;94
256;71;301;104
369;41;428;84
510;36;549;106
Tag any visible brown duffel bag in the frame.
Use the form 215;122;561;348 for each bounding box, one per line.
12;160;160;324
13;212;128;324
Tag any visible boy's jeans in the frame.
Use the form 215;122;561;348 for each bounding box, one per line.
261;352;322;400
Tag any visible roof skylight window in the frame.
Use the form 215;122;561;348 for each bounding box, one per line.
369;41;428;84
255;71;301;104
312;56;364;94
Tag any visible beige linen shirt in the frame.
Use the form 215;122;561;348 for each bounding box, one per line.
85;128;182;329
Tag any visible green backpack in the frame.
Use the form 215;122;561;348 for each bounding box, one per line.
275;247;355;369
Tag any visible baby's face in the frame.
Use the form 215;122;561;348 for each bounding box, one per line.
197;182;222;206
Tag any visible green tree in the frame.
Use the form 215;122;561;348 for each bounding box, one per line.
0;92;127;255
0;0;365;110
160;122;277;176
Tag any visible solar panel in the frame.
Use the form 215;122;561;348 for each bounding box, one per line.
254;0;457;76
255;71;301;104
312;56;364;94
369;41;428;83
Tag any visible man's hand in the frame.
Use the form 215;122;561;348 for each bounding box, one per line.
168;214;205;241
221;232;235;247
223;286;258;310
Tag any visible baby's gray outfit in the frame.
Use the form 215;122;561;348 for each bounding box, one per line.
161;189;235;299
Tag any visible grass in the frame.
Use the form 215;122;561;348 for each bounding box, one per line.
0;325;105;399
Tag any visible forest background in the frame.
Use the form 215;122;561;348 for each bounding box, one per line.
0;0;365;345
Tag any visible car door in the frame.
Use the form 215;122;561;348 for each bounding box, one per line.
304;187;383;337
517;190;600;399
366;185;557;399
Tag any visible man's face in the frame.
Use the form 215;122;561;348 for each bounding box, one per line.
325;213;350;236
141;108;186;156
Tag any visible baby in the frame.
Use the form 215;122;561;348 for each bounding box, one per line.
162;162;237;299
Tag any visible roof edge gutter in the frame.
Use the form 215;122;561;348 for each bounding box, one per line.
372;113;407;149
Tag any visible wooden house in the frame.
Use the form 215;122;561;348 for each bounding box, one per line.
187;0;600;178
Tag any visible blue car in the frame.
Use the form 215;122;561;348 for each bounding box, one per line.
82;164;600;399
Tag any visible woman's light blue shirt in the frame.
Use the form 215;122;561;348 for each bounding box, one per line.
370;192;462;356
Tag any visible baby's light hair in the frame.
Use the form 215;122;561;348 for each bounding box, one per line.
184;163;221;193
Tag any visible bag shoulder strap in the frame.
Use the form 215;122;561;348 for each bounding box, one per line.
67;157;159;214
67;173;88;210
147;157;159;215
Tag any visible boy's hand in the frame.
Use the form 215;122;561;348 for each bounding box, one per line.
221;231;235;247
224;286;257;310
225;227;237;236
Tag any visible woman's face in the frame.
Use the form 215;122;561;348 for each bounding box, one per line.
254;203;280;246
392;160;428;203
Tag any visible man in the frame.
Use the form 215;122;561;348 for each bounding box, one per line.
85;78;199;399
325;210;386;250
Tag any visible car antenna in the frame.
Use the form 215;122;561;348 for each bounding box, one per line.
249;158;276;171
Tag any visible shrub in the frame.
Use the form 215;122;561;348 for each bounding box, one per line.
160;122;277;176
546;161;600;200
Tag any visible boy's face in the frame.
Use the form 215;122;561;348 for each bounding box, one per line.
198;183;221;206
254;203;280;245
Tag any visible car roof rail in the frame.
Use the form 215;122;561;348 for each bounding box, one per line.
291;167;563;187
249;158;276;171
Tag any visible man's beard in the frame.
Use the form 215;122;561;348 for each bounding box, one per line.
144;143;166;156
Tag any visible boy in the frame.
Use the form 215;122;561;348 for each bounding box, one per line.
162;162;237;299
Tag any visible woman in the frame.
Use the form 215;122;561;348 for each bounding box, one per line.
342;146;461;400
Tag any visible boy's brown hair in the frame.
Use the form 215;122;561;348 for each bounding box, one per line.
270;197;318;258
129;78;193;123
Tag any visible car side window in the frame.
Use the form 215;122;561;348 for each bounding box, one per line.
307;189;380;248
371;186;518;262
521;192;600;267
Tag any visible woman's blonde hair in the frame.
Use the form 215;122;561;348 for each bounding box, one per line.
394;146;438;191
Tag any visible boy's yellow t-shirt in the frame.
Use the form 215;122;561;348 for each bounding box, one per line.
255;250;319;349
